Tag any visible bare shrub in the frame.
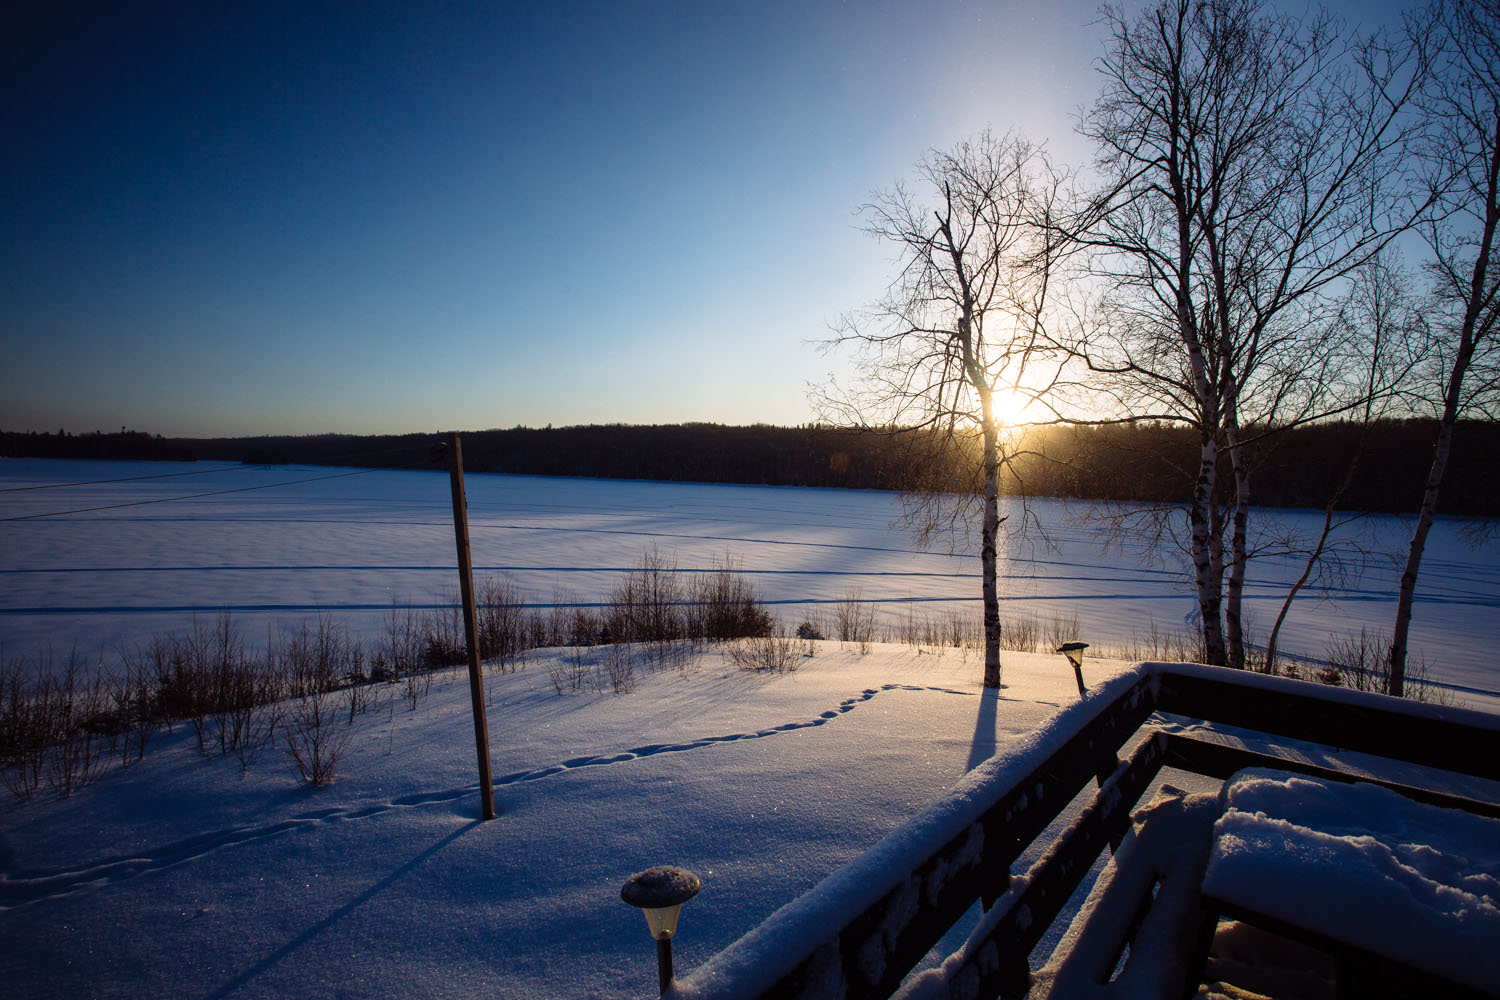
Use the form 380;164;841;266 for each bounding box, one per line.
200;614;258;756
601;644;637;693
728;631;800;673
541;588;604;648
997;614;1038;652
283;690;352;787
1323;629;1390;692
399;660;430;710
524;606;551;650
943;612;978;649
620;548;683;643
369;600;436;710
1322;629;1451;704
835;589;878;653
687;554;774;642
42;649;109;798
544;647;605;694
1115;621;1207;664
1;655;50;801
112;644;160;768
337;639;377;725
886;610;981;651
283;614;354;698
372;599;424;682
206;632;286;775
145;633;194;732
156;613;268;754
163;625;214;749
344;676;374;723
607;548;694;670
541;656;566;695
476;576;529;673
421;594;466;669
1041;612;1082;653
887;607;922;647
231;680;282;774
0;649;123;800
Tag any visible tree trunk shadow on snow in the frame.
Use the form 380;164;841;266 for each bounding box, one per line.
965;688;1000;772
202;820;480;1000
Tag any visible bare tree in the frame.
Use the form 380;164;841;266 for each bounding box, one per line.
1390;0;1500;695
819;130;1062;688
1071;0;1428;667
1264;257;1428;672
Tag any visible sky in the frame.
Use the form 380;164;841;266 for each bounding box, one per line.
1;0;1412;438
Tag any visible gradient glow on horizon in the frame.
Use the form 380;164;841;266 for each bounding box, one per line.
2;0;1411;437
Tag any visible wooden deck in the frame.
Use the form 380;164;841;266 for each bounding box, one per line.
668;663;1500;1000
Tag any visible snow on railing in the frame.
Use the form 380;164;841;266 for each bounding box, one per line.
670;668;1154;1000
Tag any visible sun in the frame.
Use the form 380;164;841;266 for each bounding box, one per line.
989;386;1035;427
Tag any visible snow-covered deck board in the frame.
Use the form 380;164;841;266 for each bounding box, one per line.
1201;769;1500;997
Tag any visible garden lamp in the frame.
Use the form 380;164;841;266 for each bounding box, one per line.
621;865;701;994
1057;641;1089;697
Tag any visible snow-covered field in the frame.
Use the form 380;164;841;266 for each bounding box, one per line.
0;643;1124;998
2;458;1497;704
2;459;1498;998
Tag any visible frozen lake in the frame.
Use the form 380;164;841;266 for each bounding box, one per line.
2;457;1496;706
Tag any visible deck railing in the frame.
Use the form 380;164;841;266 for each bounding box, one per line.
667;663;1500;1000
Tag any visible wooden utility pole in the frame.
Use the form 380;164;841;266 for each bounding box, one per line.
447;432;496;820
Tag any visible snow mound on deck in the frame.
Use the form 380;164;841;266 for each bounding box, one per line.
1204;769;1500;993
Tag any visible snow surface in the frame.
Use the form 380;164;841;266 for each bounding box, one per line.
3;458;1497;706
672;668;1151;1000
4;459;1500;997
1203;768;1500;994
0;644;1132;999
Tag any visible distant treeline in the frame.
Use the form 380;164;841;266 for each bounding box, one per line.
3;420;1497;515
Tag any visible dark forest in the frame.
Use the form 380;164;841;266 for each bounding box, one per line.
3;420;1496;517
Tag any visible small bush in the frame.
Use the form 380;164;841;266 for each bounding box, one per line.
283;690;352;787
374;600;424;680
1;654;48;801
729;629;804;677
728;632;800;673
601;644;637;693
998;614;1038;652
18;648;110;800
421;598;467;668
687;555;774;642
1321;629;1450;703
1114;621;1207;664
544;647;605;694
835;589;877;653
476;575;529;673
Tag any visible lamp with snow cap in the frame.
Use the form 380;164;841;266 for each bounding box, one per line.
621;865;701;994
1057;641;1089;697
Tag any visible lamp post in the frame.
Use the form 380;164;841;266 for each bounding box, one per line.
1057;641;1089;697
621;865;701;995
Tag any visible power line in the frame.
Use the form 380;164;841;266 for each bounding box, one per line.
0;468;385;522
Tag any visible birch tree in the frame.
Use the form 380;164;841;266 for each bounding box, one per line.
820;131;1062;689
1390;0;1500;695
1072;0;1427;667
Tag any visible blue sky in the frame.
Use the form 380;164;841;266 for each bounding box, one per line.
2;0;1410;437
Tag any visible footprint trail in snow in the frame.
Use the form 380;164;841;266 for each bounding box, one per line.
0;682;971;910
